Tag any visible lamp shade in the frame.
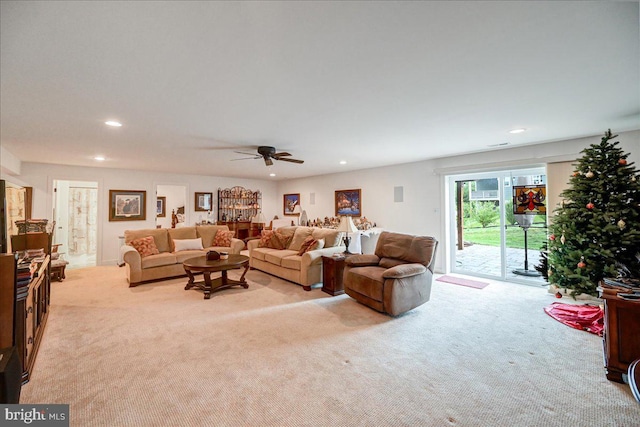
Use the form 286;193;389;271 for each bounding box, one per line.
251;212;266;224
337;216;358;233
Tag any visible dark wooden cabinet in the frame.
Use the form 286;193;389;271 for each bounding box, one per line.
16;255;50;383
598;286;640;383
0;254;17;349
322;255;346;296
6;231;52;384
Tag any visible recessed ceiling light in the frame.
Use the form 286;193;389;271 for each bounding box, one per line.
269;173;276;177
509;128;526;134
339;160;347;165
94;156;106;161
105;120;122;127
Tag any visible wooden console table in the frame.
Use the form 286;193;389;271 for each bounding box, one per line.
598;285;640;383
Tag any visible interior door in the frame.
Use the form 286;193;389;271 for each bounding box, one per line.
53;180;98;269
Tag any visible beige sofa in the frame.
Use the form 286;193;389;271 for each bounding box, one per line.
121;225;244;286
247;226;346;290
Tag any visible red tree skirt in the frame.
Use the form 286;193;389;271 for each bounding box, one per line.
543;302;604;336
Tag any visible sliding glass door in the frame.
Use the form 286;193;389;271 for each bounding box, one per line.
448;168;547;285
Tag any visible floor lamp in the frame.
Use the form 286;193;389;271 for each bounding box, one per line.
512;215;540;277
337;216;358;254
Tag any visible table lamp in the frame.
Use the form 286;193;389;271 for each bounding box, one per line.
337;216;358;254
251;211;266;233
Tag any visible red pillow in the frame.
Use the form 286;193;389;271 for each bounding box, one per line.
212;230;235;247
258;230;275;248
130;236;160;258
297;236;318;255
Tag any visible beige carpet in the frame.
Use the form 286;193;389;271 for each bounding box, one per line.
20;267;639;426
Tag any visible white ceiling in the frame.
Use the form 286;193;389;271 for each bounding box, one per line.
1;1;639;180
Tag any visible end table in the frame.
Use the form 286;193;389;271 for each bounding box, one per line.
322;255;346;296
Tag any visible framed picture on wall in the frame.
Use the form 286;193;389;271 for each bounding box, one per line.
109;190;146;221
335;189;361;217
156;196;166;217
283;193;300;216
195;192;213;211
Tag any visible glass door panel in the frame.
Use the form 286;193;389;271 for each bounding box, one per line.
505;173;547;284
452;177;504;279
449;168;547;285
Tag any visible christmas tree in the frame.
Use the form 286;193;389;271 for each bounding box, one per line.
547;130;640;297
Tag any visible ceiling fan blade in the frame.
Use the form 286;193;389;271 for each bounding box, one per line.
264;157;273;166
276;157;304;164
234;151;260;157
231;156;259;161
273;152;292;158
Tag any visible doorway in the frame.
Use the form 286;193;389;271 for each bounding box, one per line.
448;168;547;285
156;184;188;228
53;180;98;269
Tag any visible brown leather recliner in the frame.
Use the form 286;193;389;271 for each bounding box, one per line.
343;231;438;316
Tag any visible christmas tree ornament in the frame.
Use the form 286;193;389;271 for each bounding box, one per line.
549;234;556;241
619;158;627;165
577;257;586;268
617;219;626;230
585;170;594;178
572;171;579;177
560;234;566;244
586;202;594;210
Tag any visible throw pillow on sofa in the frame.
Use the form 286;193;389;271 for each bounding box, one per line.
173;238;204;252
130;236;160;258
289;227;314;251
213;230;235;247
297;236;325;255
267;231;292;250
258;230;274;247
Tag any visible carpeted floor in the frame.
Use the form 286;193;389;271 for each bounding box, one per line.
19;266;639;426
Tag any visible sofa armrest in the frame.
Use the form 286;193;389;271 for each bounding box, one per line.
302;246;346;265
121;245;141;271
230;238;244;254
247;238;260;252
382;263;426;279
345;254;380;267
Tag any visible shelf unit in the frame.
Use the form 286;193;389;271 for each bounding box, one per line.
217;186;261;223
8;231;52;383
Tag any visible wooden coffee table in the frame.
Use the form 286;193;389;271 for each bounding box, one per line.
183;254;250;299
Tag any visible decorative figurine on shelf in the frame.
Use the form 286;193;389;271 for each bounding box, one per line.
222;213;227;222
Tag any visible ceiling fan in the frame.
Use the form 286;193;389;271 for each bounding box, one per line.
233;146;304;166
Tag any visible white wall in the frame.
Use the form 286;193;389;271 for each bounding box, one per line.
277;130;639;273
9;130;639;273
15;163;278;265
